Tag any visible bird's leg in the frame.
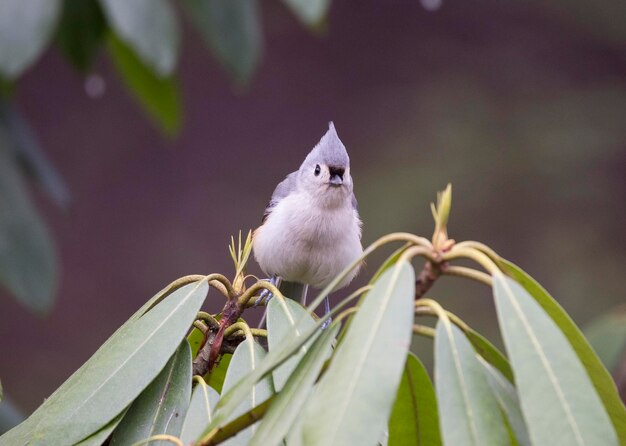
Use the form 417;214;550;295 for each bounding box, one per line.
299;284;309;306
321;295;332;329
255;276;280;306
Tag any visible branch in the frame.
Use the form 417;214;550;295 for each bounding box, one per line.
414;260;443;300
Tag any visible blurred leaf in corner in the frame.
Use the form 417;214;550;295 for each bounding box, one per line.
183;0;263;87
282;0;331;28
56;0;107;72
0;0;63;79
99;0;180;77
584;306;626;376
0;396;24;435
0;100;71;209
0;124;57;314
107;34;182;136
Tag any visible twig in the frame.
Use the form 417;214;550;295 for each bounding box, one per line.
415;260;443;301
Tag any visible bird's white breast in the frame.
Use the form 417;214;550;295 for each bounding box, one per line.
253;191;362;290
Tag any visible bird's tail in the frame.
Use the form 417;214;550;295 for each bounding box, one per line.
258;280;309;328
279;281;309;305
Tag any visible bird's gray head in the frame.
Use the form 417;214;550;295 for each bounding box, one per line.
298;122;353;207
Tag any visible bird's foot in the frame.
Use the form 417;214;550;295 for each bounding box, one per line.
255;277;279;306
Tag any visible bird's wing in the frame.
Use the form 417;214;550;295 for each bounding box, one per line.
261;171;298;223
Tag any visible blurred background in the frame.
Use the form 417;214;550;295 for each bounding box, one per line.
0;0;625;425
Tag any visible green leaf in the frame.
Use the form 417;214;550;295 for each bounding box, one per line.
183;0;262;86
188;326;205;358
180;379;220;445
208;353;232;394
0;131;56;315
0;99;71;209
295;261;415;446
266;297;317;391
281;0;330;28
56;0;107;72
107;34;182;136
478;357;530;446
99;0;179;76
465;327;514;383
217;337;274;444
110;340;192;445
583;306;626;374
435;318;509;446
388;352;441;446
369;243;411;285
75;409;127;446
200;315;323;438
498;259;626;444
0;397;24;435
0;281;208;445
493;273;618;446
0;0;62;78
250;323;338;446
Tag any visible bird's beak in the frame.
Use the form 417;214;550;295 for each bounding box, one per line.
328;166;345;187
329;174;343;186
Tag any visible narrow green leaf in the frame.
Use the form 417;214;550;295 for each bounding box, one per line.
250;324;338;446
0;397;24;435
0;0;62;78
266;297;317;391
183;0;262;86
295;261;415;446
56;0;106;72
465;328;514;384
478;357;530;446
217;337;274;444
499;259;626;443
435;319;509;446
110;340;192;444
493;273;618;446
0;281;208;445
208;353;232;394
281;0;330;28
99;0;179;76
180;380;220;445
188;326;205;358
388;352;441;446
583;306;626;374
0;131;56;315
107;34;181;136
75;409;127;446
0;99;71;209
200;315;324;438
369;243;411;285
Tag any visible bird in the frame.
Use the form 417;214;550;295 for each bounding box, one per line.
252;122;363;317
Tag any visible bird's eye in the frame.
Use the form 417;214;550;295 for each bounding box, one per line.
314;164;321;176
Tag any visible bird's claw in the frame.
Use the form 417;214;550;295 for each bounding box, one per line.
255;288;274;306
254;277;278;307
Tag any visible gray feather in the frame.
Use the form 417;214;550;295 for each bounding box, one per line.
279;281;308;305
301;122;349;169
261;171;298;223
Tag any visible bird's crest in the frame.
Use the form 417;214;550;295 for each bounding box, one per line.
302;122;350;168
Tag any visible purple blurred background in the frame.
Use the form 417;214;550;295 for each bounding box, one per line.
1;0;625;413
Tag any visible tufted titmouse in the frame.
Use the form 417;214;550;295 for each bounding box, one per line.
253;122;363;314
